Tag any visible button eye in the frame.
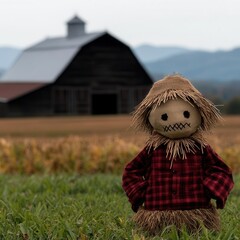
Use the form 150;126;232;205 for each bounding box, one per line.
161;113;168;121
183;111;190;118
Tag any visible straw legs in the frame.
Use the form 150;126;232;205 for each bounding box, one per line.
133;205;220;236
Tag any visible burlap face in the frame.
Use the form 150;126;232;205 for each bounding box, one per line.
148;98;202;139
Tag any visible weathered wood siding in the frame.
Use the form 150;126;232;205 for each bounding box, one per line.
52;85;150;115
56;33;152;87
5;85;53;117
52;33;152;115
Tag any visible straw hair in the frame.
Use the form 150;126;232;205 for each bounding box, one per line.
132;74;222;161
133;206;220;235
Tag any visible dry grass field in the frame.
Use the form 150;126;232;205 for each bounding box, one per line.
0;115;239;174
0;115;134;138
0;114;239;146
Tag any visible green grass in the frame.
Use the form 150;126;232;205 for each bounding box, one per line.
0;174;239;240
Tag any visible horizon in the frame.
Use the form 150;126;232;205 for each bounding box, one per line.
1;43;240;53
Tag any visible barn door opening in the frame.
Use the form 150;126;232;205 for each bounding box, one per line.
92;94;118;114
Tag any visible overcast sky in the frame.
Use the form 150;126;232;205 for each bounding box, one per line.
1;0;240;51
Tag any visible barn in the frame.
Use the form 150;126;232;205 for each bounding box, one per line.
0;16;153;117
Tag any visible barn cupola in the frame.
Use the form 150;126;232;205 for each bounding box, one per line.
67;15;86;38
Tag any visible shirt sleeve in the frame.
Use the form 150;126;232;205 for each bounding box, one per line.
202;145;234;209
122;147;151;212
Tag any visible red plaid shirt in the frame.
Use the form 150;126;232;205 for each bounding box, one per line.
122;145;234;212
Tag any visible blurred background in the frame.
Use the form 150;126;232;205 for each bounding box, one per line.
0;1;239;238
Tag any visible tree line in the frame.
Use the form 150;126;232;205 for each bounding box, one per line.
207;96;240;115
191;80;240;115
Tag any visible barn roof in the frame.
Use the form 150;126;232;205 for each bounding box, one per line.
1;32;105;83
0;83;46;102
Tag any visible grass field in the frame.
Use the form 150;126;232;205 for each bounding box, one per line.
0;115;239;239
0;174;239;240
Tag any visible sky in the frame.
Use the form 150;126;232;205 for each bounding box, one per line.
1;0;240;51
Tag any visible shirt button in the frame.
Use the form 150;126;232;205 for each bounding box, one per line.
172;190;176;195
172;170;176;174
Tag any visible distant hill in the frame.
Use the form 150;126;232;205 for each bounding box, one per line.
0;47;22;74
1;44;240;83
133;44;191;63
144;48;240;82
132;45;240;101
192;80;240;101
0;69;4;78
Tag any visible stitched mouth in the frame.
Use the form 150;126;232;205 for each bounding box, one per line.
163;123;191;132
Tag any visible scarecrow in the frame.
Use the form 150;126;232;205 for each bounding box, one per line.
122;75;234;235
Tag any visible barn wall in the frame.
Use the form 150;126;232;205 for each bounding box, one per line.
52;85;150;115
6;85;53;117
56;34;152;87
53;86;91;114
0;103;8;117
0;84;150;117
50;33;152;115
